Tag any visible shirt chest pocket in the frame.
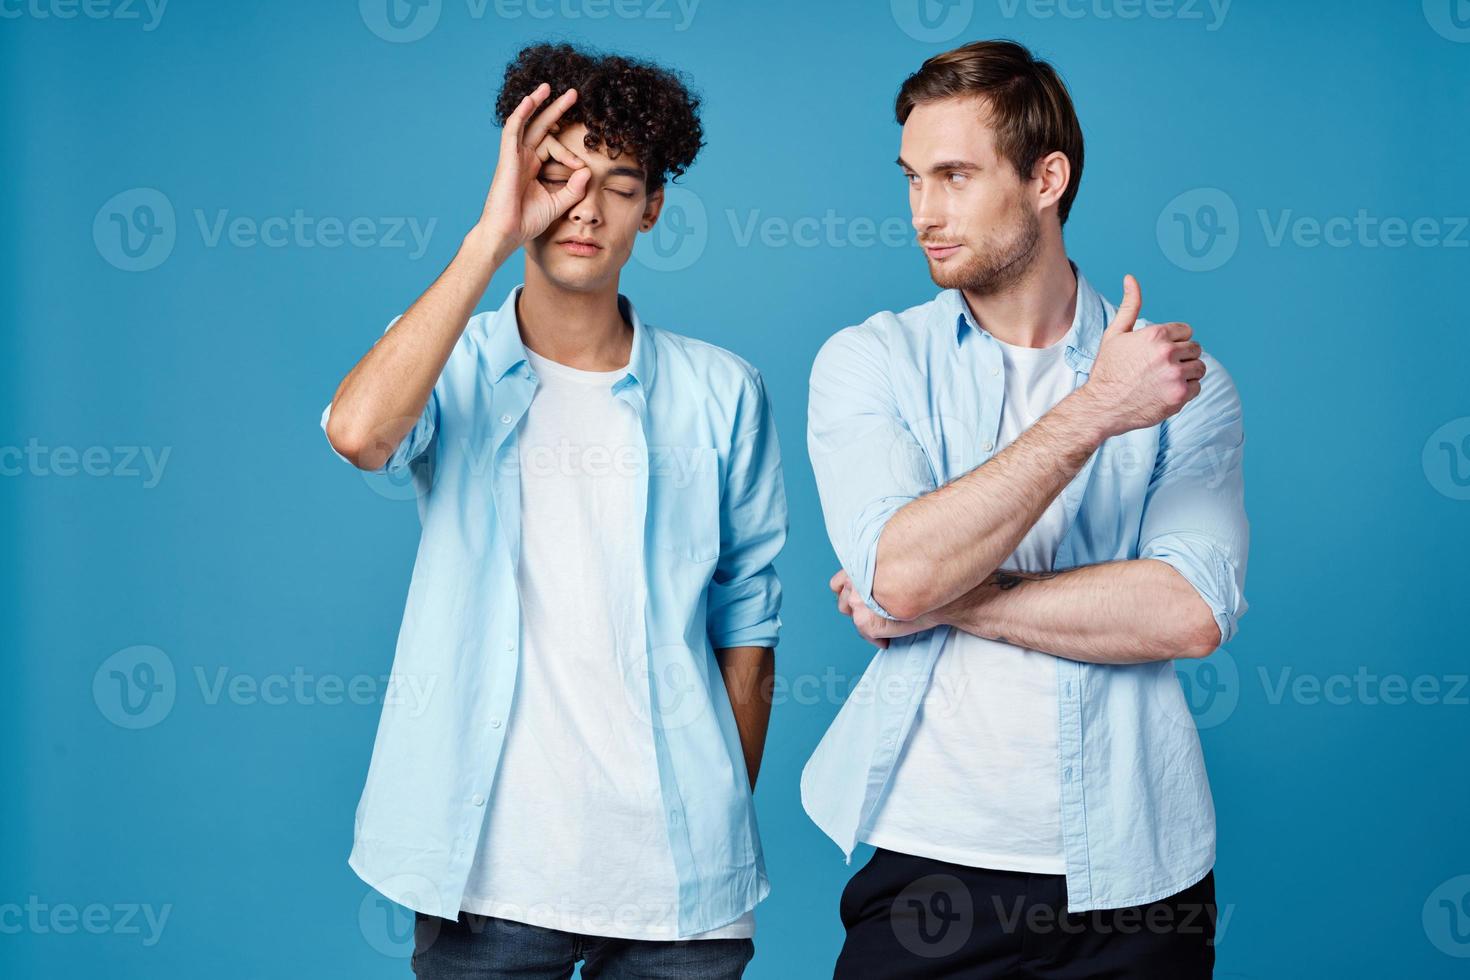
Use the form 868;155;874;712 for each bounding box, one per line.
650;445;722;564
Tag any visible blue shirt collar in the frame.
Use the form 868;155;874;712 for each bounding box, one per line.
483;284;658;392
941;261;1107;368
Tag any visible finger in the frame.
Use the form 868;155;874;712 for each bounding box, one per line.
1181;358;1207;382
523;87;579;149
857;613;886;641
829;570;847;593
1171;341;1203;362
1155;321;1192;342
1105;274;1142;335
536;134;586;168
546;167;591;215
1183;379;1202;402
502;82;551;152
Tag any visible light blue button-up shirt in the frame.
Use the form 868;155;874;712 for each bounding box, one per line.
321;286;787;936
800;267;1249;912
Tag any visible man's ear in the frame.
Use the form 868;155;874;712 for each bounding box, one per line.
1033;150;1071;217
639;186;665;231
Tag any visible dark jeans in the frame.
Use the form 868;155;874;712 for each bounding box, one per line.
411;911;754;980
834;849;1217;979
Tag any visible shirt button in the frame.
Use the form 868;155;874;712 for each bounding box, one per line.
990;366;1000;377
490;718;502;729
982;441;994;452
471;793;485;806
499;413;513;424
505;641;515;651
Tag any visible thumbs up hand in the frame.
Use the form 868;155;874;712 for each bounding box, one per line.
1082;275;1207;439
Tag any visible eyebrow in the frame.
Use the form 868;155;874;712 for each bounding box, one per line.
895;156;981;174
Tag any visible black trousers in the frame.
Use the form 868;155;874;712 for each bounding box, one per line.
834;849;1216;979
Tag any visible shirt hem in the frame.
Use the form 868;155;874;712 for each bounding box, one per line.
456;892;755;942
348;847;454;920
1067;857;1216;914
860;829;1067;875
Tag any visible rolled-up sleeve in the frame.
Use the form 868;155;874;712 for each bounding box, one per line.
706;370;788;650
1138;353;1250;645
319;315;440;474
807;326;936;621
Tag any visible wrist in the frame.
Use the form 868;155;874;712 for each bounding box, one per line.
462;224;517;269
1062;383;1115;446
922;594;966;632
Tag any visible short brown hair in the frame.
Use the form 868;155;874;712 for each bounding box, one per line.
895;40;1084;225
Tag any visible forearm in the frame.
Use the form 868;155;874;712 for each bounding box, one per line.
872;386;1106;619
932;559;1222;663
714;646;773;789
326;225;512;469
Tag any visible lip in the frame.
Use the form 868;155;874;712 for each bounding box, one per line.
557;239;602;256
923;243;962;260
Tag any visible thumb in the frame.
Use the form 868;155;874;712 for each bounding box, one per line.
1105;274;1142;335
549;167;591;215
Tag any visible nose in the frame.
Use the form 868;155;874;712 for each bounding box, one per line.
567;191;602;228
911;184;941;237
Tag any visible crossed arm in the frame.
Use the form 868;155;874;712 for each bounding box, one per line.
833;560;1222;664
811;292;1247;666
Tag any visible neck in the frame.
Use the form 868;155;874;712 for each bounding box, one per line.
961;229;1077;348
516;263;632;371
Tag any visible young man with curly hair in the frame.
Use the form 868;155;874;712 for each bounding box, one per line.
802;40;1248;977
321;44;783;979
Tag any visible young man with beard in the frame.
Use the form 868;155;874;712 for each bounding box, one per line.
321;44;784;979
802;40;1249;978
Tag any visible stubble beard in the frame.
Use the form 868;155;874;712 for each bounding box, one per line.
926;204;1042;298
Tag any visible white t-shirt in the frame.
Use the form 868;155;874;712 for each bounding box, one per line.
862;322;1080;874
460;345;754;941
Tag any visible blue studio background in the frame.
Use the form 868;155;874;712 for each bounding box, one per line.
4;1;1468;976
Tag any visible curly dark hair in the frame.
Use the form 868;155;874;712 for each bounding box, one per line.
495;42;704;192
